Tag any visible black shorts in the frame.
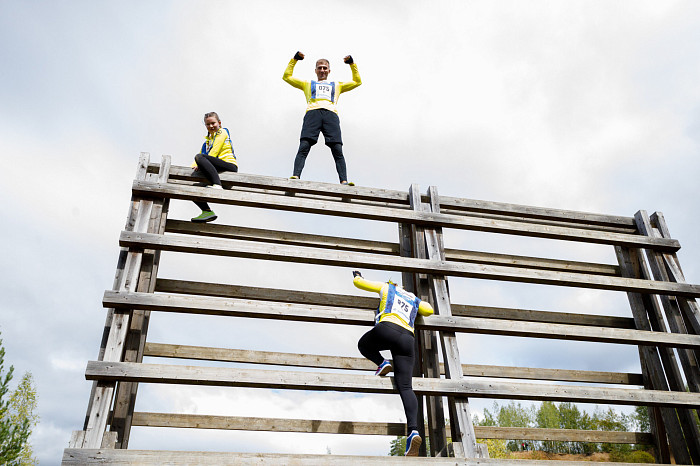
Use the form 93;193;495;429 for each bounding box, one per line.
299;108;343;146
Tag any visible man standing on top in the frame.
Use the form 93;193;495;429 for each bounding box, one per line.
283;51;362;185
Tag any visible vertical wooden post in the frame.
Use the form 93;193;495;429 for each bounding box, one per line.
615;245;691;464
407;185;447;457
74;153;150;446
424;186;479;458
111;156;171;448
78;156;168;449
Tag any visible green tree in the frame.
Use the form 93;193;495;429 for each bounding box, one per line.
0;333;38;465
389;436;406;456
536;401;559;452
8;373;38;465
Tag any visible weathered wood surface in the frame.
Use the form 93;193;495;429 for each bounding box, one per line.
157;164;637;230
165;219;620;276
121;231;700;297
144;342;643;385
81;153;151;434
105;291;700;348
131;412;653;444
616;245;692;464
85;361;700;408
63;448;670;465
111;157;171;449
423;186;478;458
156;278;635;328
81;156;171;449
132;181;676;251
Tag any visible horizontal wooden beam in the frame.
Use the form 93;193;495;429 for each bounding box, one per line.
158;164;636;230
131;412;653;444
144;342;643;385
85;361;700;408
121;231;700;297
155;279;636;329
132;181;676;251
106;291;700;348
66;448;663;465
165;220;620;276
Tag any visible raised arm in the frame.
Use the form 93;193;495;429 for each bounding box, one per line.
352;271;384;294
339;55;361;93
283;51;306;90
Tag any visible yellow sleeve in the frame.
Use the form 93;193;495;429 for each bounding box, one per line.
339;63;361;93
353;276;384;294
418;300;434;317
283;58;306;90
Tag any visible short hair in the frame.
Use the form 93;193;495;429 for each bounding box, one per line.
203;112;220;122
316;59;330;67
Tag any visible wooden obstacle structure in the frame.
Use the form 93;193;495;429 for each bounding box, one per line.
63;154;700;464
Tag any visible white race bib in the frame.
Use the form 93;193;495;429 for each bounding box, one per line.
390;293;414;324
314;82;333;101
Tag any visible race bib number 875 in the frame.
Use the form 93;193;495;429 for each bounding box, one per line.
313;82;334;101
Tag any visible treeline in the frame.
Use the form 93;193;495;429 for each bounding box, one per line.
475;400;650;455
390;401;654;461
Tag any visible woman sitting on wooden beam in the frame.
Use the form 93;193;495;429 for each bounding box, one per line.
190;111;238;223
353;270;434;456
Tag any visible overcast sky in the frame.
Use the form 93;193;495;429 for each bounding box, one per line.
1;1;700;463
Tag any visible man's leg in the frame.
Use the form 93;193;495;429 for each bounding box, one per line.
328;143;348;183
293;110;322;178
292;139;313;178
320;110;347;182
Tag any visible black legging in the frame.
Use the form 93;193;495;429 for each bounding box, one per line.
358;321;418;432
292;139;347;182
193;153;238;211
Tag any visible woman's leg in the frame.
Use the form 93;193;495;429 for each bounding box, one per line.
358;326;389;367
389;328;419;433
193;154;238;211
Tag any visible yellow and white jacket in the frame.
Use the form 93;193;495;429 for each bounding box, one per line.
283;58;362;114
353;276;434;333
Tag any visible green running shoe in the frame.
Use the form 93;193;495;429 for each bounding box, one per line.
191;211;217;223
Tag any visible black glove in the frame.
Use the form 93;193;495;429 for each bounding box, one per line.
294;51;305;61
352;270;362;278
344;55;354;64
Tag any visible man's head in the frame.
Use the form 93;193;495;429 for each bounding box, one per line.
315;59;330;81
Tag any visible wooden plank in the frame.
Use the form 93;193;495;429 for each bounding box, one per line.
104;291;700;349
132;180;679;251
615;245;691;464
81;153;162;449
157;163;637;230
409;185;444;457
111;155;171;449
155;279;635;329
144;342;643;385
82;153;151;432
85;361;700;408
165;219;620;276
121;231;700;297
424;186;478;458
130;412;654;444
634;211;700;462
65;449;671;465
